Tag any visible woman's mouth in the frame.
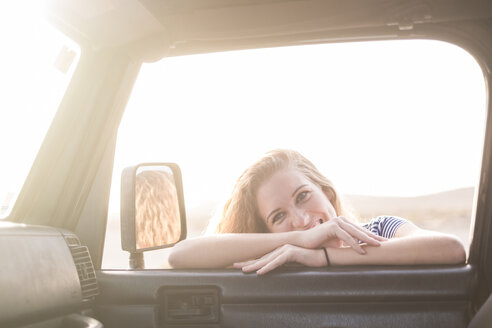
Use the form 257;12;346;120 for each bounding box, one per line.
309;218;325;229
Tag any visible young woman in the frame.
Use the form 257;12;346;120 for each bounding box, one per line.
168;149;466;274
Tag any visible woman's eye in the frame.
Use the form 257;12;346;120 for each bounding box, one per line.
296;191;310;203
272;212;285;224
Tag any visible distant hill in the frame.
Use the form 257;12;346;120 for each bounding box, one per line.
345;187;475;220
345;187;475;245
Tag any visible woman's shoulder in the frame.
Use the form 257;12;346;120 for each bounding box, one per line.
361;215;409;238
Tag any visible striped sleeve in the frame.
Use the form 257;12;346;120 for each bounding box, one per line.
361;216;408;239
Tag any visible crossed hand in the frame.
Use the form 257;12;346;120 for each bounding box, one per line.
233;216;386;275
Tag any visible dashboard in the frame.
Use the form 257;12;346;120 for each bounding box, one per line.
0;222;101;327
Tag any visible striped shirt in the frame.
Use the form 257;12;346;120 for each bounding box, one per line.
361;216;408;239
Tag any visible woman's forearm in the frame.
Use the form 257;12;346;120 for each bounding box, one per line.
327;233;466;266
168;231;303;268
169;219;384;269
168;217;383;268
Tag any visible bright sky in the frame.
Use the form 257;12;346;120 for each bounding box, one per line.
111;39;486;210
0;2;487;217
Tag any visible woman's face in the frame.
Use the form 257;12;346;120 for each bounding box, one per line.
256;167;337;233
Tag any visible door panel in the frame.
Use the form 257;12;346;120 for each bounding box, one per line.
96;265;475;328
220;302;468;328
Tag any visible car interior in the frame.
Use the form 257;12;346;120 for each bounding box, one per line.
1;0;492;327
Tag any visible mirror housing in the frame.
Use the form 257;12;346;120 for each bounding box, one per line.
120;163;187;255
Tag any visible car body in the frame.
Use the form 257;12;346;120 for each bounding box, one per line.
1;0;492;327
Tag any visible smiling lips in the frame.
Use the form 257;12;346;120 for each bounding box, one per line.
308;218;325;230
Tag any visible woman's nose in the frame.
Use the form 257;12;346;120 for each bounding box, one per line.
291;210;310;230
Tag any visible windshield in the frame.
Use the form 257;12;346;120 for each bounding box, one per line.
0;3;80;218
103;39;486;268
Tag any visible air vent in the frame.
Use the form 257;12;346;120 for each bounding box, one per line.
70;246;99;300
64;236;81;247
64;235;99;301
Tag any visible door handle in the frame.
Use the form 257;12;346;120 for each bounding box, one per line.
160;287;220;324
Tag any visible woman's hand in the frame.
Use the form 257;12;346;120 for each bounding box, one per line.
233;244;327;275
299;216;386;254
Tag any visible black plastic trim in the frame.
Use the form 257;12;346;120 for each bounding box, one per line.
97;265;475;304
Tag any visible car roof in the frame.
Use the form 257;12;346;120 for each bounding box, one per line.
46;0;492;60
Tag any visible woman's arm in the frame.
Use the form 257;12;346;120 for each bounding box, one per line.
235;222;466;274
169;231;303;268
168;217;383;268
328;225;466;265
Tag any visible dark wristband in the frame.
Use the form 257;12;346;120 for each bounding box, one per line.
322;247;330;266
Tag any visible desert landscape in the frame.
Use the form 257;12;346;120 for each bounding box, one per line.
103;187;475;269
345;187;474;244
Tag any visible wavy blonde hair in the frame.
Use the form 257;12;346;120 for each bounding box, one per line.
216;149;348;233
135;170;180;249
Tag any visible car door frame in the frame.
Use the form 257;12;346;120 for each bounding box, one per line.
90;19;492;326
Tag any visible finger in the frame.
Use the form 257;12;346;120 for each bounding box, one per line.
233;260;257;268
256;253;289;275
373;234;388;241
359;229;387;243
338;221;382;246
331;217;374;243
334;216;386;241
338;219;385;244
364;232;388;241
335;228;366;254
242;255;276;272
241;245;295;272
242;257;275;272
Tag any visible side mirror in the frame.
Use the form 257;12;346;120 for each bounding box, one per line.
120;163;187;269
